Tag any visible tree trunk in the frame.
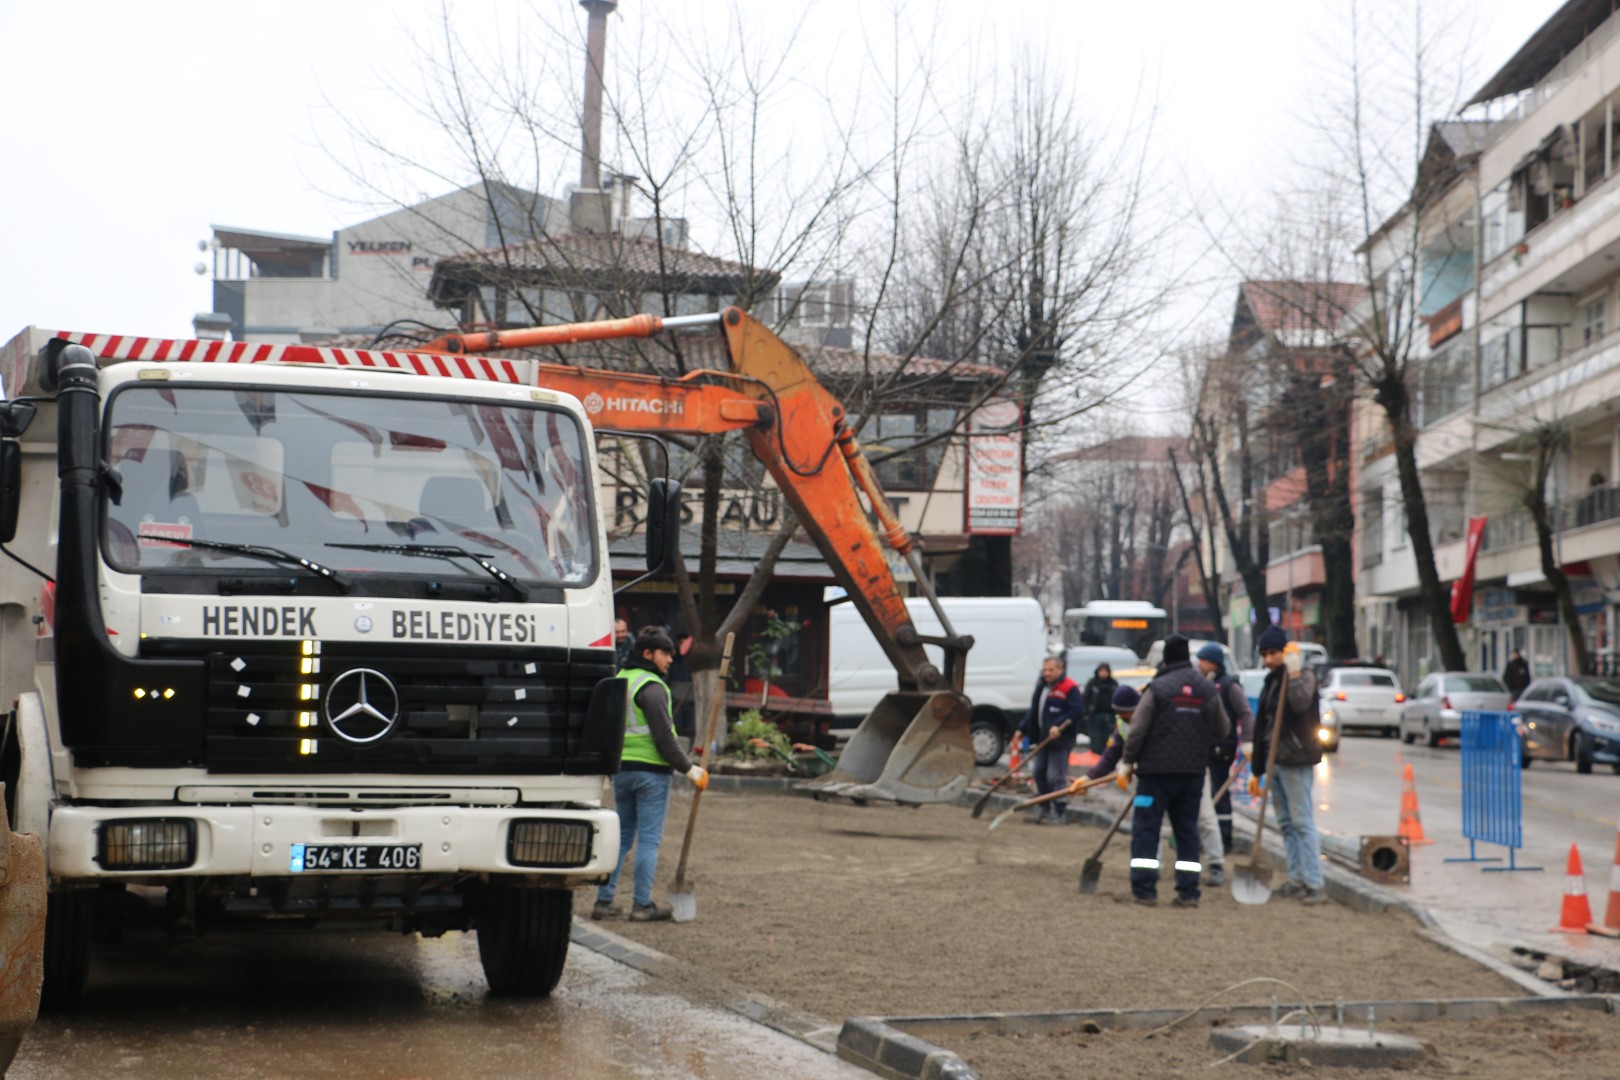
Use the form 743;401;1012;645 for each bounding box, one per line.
1294;365;1358;659
1529;452;1594;676
1168;446;1224;644
1378;377;1466;671
1194;417;1270;632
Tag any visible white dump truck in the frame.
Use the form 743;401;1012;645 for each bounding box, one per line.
0;328;672;1007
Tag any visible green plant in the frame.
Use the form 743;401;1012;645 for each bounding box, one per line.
744;611;800;685
728;709;791;760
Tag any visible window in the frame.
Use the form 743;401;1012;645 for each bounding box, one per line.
1415;677;1435;699
1445;675;1507;694
1336;672;1397;688
1582;296;1607;345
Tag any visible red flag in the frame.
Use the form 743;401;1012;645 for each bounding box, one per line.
1449;515;1488;624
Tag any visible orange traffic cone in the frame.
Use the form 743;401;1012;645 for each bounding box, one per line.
1008;738;1023;775
1554;843;1595;933
1396;763;1434;845
1589;824;1620;937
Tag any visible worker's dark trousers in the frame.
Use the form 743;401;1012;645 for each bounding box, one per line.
1129;772;1204;900
1209;760;1235;854
1032;744;1071;817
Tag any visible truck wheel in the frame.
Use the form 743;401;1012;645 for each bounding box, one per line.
41;889;94;1011
476;885;571;997
969;716;1005;767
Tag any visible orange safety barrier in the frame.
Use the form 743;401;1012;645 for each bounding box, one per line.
1554;843;1595;933
1397;762;1434;845
1589;822;1620;937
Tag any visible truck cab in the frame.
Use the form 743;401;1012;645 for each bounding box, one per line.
0;328;646;1006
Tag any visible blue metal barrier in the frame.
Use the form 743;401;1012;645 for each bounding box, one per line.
1446;710;1541;873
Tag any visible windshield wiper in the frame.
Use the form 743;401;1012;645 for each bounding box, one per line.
161;538;350;592
326;542;530;601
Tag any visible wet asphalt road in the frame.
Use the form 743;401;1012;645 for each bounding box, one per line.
9;924;869;1079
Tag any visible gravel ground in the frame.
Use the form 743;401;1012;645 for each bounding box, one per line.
578;788;1511;1021
957;1009;1620;1078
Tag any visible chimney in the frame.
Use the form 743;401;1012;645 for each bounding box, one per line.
571;0;617;233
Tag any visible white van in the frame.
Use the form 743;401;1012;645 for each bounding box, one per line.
828;596;1048;766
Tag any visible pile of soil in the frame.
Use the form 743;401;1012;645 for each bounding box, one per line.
577;789;1510;1021
957;1009;1620;1079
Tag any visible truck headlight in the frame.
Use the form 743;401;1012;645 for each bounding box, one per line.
507;820;593;868
97;819;197;870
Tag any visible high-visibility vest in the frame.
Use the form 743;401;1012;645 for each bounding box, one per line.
618;667;672;767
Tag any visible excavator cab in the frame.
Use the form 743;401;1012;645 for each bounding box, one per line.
799;690;973;805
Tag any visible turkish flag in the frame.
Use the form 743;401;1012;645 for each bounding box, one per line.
1449;515;1488;624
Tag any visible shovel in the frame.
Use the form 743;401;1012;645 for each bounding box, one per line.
987;773;1116;830
669;632;734;923
970;718;1073;819
1232;667;1290;906
1078;788;1134;894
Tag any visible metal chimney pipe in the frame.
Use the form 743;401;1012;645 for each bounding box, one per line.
579;0;617;191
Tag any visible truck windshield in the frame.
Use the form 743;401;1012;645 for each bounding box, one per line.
102;385;595;588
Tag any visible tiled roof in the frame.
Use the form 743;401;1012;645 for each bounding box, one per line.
1239;280;1367;338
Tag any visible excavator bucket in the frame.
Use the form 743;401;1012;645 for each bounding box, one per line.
0;791;47;1072
798;691;973;804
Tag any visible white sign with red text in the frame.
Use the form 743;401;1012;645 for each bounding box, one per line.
966;400;1022;535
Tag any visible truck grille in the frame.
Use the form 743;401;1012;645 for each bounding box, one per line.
142;639;616;775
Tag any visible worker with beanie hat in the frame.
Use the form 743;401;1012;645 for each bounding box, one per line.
1115;634;1230;907
1196;642;1252;867
1080;684;1140;782
1251;625;1327;905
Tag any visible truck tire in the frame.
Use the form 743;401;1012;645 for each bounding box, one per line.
970;714;1006;767
476;885;571;997
41;889;94;1011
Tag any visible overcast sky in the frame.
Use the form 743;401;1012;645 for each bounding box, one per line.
0;1;1562;345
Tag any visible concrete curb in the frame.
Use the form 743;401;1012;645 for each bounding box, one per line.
837;994;1620;1079
569;918;846;1055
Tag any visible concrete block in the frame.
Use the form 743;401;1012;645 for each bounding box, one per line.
1210;1024;1432;1067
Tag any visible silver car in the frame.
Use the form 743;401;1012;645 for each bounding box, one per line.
1400;673;1511;747
1318;666;1406;741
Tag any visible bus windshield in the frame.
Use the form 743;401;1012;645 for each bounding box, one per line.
103;385;596;589
1063;604;1167;658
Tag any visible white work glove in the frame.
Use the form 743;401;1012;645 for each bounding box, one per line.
1283;643;1303;676
1115;761;1134;790
686;765;709;792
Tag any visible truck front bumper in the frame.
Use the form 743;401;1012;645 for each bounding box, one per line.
47;804;620;880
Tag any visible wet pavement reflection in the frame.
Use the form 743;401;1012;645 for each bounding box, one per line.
10;926;868;1079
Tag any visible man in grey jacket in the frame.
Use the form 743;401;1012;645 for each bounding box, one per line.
1250;626;1326;904
1116;635;1231;907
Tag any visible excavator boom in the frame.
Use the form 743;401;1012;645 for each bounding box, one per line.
423;309;976;803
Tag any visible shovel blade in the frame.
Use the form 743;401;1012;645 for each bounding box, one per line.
670;890;696;923
1231;863;1273;905
1078;858;1104;895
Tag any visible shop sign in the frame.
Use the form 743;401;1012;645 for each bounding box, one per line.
965;400;1022;536
1474;588;1526;627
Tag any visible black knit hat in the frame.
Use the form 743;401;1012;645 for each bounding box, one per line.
636;626;676;656
1256;625;1289;654
1162;634;1190;665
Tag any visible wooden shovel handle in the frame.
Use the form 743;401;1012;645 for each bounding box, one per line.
672;633;735;890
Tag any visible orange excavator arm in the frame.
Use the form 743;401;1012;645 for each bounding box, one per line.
422;309;976;802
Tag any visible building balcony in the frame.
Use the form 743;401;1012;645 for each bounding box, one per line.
1265;546;1324;597
1479;170;1620;319
1482;481;1620;554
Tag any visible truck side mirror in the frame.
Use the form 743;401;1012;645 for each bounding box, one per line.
0;442;19;544
0;401;35;439
644;478;682;574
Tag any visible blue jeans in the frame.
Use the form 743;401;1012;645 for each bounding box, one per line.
1033;744;1072;816
598;770;671;908
1268;763;1323;889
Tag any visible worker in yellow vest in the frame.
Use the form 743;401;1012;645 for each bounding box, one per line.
593;626;710;921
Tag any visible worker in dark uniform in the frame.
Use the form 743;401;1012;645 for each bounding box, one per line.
593;627;709;922
1116;635;1230;907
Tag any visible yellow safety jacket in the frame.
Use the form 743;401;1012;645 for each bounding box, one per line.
618;667;673;768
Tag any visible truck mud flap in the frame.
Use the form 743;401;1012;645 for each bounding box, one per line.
0;794;46;1068
797;691;972;804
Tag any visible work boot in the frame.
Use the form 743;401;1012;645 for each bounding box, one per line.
1204;865;1227;887
1273;879;1306;899
630;902;673;922
591;900;620;921
1172;895;1199;909
1132;894;1158;907
1027;809;1049;825
1300;887;1329;906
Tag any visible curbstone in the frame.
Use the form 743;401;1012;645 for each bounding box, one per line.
836;1017;979;1080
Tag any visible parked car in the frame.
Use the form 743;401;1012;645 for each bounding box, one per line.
829;596;1047;767
1511;677;1620;774
1143;638;1239;674
1317;666;1406;742
1400;673;1511;746
1064;646;1142;693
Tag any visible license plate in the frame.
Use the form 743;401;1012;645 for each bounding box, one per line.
290;843;422;873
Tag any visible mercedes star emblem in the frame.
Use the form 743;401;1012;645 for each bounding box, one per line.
324;668;400;744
